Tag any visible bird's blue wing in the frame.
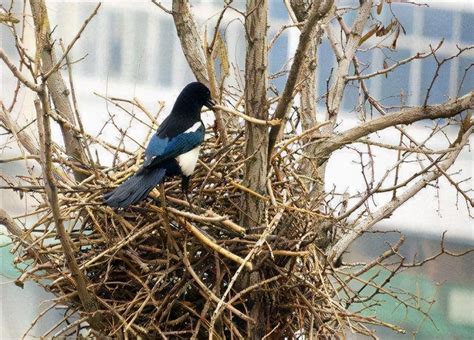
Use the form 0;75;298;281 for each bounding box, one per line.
143;134;169;168
143;124;204;169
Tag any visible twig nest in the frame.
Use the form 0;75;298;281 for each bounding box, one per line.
13;132;339;338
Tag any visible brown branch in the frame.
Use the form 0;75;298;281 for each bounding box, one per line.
0;209;35;246
42;3;101;80
171;0;209;85
30;0;89;182
0;102;40;156
0;48;41;92
328;124;473;263
214;104;281;126
182;251;254;323
152;0;172;14
34;95;105;332
324;0;372;124
268;0;334;154
240;0;271;229
345;48;439;81
180;217;252;270
313;91;474;164
171;0;228;144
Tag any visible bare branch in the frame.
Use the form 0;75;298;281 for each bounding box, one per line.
0;49;41;92
326;0;373;120
30;0;89;181
328;124;473;263
152;0;172;14
43;3;101;80
268;0;334;154
345;47;439;81
34;95;105;331
214;104;281;126
313;91;473;164
171;0;209;86
0;102;40;156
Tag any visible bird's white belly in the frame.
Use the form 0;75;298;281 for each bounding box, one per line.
176;147;200;176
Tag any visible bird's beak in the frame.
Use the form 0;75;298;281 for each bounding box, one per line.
205;98;216;110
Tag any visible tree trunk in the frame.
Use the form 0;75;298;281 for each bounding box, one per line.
30;0;89;182
242;0;269;338
241;0;269;230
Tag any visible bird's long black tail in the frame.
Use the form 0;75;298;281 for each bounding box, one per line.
104;168;166;208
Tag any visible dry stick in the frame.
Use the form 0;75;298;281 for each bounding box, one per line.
313;91;474;164
61;40;95;166
42;3;101;80
0;48;41;92
203;28;229;145
164;206;246;234
30;0;89;182
209;191;287;336
0;208;48;264
345;49;438;81
164;196;247;234
104;96;161;127
21;303;60;340
267;0;334;154
152;0;172;14
273;120;331;158
0;103;64;188
41;307;81;338
158;183;182;256
326;0;373;119
355;138;462;155
52;316;88;338
179;217;252;270
34;96;105;331
0;103;39;155
328;125;473;263
47;109;134;156
214;104;281;126
182;251;254;324
94;92;155;129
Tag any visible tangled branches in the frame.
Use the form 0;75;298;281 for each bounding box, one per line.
5;110;470;337
1;123;341;337
1;0;473;338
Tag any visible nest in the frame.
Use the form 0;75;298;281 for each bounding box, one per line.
8;127;384;339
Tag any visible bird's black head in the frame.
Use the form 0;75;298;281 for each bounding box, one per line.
172;82;215;116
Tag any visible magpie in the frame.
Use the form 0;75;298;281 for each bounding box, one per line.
104;82;214;208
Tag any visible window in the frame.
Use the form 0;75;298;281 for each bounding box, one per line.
317;40;336;98
377;49;412;106
269;1;288;21
420;55;451;104
155;20;174;86
422;7;453;39
108;11;123;77
457;57;474;97
460;12;474;43
133;11;149;83
390;3;414;35
269;31;289;93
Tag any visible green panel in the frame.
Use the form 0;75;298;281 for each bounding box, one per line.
347;267;474;339
0;235;21;278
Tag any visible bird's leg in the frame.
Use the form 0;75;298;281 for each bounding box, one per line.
181;176;194;211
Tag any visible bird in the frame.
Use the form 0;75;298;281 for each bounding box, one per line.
104;82;214;208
